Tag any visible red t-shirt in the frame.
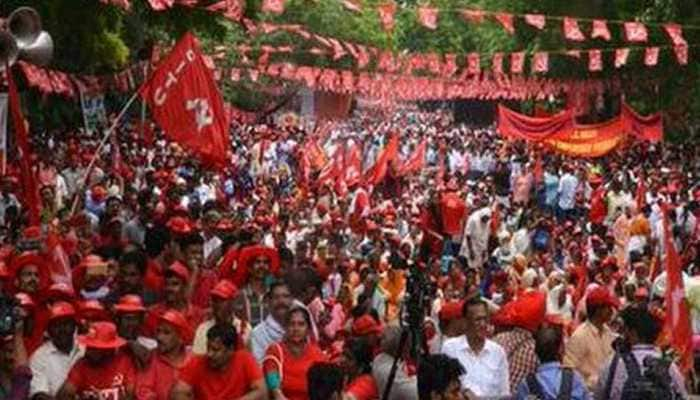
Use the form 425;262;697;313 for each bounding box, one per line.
66;352;136;399
144;259;165;294
179;350;262;400
135;352;190;400
346;374;379;400
263;342;327;400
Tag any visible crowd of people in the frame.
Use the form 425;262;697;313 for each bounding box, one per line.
0;104;699;400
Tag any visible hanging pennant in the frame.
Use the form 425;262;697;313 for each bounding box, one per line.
467;53;480;75
645;47;659;66
443;54;458;77
674;45;688;65
460;9;485;24
510;52;525;74
342;0;362;13
524;14;546;30
614;48;630;68
532;52;549;73
664;24;687;46
588;49;603;71
377;2;397;32
591;20;611;41
417;6;439;30
492;53;504;75
261;0;285;14
563;17;585;41
494;13;515;35
624;22;648;43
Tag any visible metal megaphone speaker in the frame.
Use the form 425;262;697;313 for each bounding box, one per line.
7;7;53;66
0;31;18;69
8;7;41;48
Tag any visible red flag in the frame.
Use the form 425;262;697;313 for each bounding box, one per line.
645;47;659;66
342;0;362;13
492;53;504;75
7;68;40;225
511;52;525;74
46;227;73;287
494;13;515;35
460;9;485;24
344;143;363;187
466;53;480;75
417;6;439;30
591;20;611;41
262;0;285;14
398;140;426;176
364;135;399;186
563;17;585;41
614;48;630;68
624;22;648;43
661;204;694;373
377;2;397;32
318;145;345;187
588;49;603;72
674;45;688;65
532;52;549;73
664;24;687;46
139;32;229;167
524;14;546;30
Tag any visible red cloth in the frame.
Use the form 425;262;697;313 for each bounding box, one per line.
136;352;190;400
190;268;219;309
346;374;379;400
621;101;663;142
589;186;607;224
179;350;263;399
497;105;574;142
139;32;229;167
66;352;136;398
144;258;165;294
344;143;363;187
364;135;399;186
7;68;40;225
263;343;327;400
439;192;467;237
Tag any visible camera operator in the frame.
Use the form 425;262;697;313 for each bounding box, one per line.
0;306;31;400
595;306;688;400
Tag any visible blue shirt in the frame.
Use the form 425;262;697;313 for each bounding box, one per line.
544;172;559;206
558;173;579;210
514;362;590;400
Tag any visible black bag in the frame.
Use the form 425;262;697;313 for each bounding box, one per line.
525;367;573;400
603;352;677;400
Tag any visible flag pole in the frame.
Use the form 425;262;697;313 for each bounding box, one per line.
69;90;140;216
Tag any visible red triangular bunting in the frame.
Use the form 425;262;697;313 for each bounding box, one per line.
674;45;688;65
591;20;611;41
563;17;585;41
467;53;480;75
261;0;285;14
494;13;515;35
532;52;549;73
377;2;397;32
524;14;546;30
645;47;659;66
588;49;603;71
460;9;485;24
614;48;630;68
417;6;439;30
510;52;525;74
492;53;504;75
624;22;648;43
664;24;687;46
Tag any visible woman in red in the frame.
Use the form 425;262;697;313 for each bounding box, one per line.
263;306;326;400
340;337;379;400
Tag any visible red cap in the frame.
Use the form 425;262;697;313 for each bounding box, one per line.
438;301;464;322
159;309;192;342
91;186;107;202
22;226;42;240
586;287;620;310
166;217;194;235
114;295;146;314
15;292;35;310
210;280;238;300
166;261;190;282
78;300;110;322
351;315;383;336
492;291;546;332
78;322;127;349
47;283;76;301
49;301;76;321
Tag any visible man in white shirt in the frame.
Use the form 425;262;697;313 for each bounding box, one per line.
30;302;84;399
557;166;579;222
249;281;293;362
441;297;510;398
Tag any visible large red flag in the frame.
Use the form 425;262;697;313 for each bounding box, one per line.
344;143;363;187
398;140;426;176
364;135;399;185
7;68;40;225
140;33;229;167
661;205;693;372
318;144;345;187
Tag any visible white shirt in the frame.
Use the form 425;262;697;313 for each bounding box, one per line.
441;336;510;398
30;340;85;397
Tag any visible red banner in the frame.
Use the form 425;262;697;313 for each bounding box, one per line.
621;102;663;142
497;105;575;141
545;118;626;157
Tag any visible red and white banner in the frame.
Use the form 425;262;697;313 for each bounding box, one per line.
417;6;439;30
139;32;229;166
377;2;397;32
591;19;611;41
624;22;648;43
588;49;603;72
524;14;545;30
614;48;630;68
563;17;585;41
645;47;660;66
494;13;515;34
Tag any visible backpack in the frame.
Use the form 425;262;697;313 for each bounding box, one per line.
525;367;573;400
604;352;677;400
